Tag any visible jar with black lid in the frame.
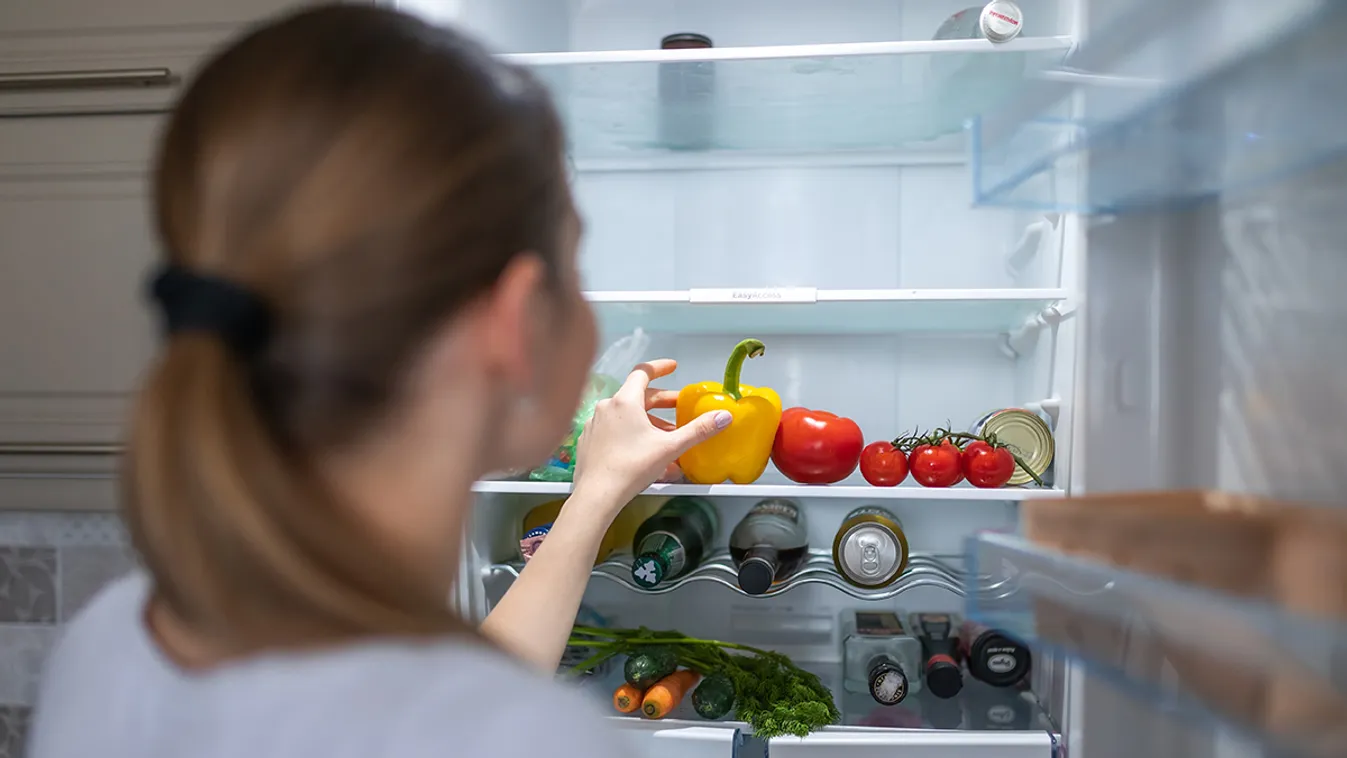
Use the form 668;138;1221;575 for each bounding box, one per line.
658;33;714;150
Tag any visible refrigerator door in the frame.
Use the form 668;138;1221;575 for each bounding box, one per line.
969;0;1347;756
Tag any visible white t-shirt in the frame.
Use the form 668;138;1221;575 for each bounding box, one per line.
28;572;630;758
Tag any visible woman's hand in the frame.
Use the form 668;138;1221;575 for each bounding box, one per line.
572;358;731;516
481;359;728;672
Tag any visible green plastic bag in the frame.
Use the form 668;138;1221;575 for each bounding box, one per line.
529;328;650;482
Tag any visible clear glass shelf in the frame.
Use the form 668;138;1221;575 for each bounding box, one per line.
473;479;1065;501
574;657;1055;741
585;289;1068;335
504;38;1072;159
488;549;975;599
965;532;1347;758
971;0;1347;212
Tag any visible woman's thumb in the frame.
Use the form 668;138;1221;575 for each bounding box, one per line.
670;410;733;456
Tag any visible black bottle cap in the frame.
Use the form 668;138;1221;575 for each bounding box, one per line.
925;659;964;699
968;629;1032;688
661;32;713;48
737;548;778;595
868;660;909;705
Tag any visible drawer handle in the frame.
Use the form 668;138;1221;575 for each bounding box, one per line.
0;68;176;92
0;443;121;456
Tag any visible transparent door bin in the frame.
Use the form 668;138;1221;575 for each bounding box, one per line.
964;532;1347;758
970;0;1347;212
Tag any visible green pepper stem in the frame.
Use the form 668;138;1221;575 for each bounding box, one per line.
722;339;765;401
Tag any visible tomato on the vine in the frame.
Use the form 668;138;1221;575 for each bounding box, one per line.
860;441;909;487
908;441;962;487
962;442;1015;489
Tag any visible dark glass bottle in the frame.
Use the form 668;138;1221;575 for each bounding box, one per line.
728;498;809;595
630;497;719;589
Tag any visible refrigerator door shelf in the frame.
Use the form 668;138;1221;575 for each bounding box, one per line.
472;480;1067;501
585;288;1070;336
971;0;1347;213
964;532;1347;758
486;550;973;601
503;38;1071;159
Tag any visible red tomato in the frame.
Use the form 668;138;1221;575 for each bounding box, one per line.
859;441;909;487
962;443;1015;488
771;407;865;484
908;442;962;487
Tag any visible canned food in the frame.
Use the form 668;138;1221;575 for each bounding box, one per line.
970;408;1054;486
833;506;910;588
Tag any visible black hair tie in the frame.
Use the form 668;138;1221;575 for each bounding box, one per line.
148;264;272;357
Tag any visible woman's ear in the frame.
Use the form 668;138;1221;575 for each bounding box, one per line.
479;252;548;395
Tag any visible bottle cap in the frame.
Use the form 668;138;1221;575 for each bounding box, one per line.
869;660;909;705
736;548;778;595
661;32;713;49
979;1;1024;43
631;553;667;588
925;657;965;699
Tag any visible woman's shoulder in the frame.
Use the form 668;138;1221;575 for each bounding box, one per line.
335;641;631;757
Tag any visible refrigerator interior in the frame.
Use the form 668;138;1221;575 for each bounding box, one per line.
401;0;1083;753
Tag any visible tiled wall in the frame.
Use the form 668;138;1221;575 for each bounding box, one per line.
0;512;135;758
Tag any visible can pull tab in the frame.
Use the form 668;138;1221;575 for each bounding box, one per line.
859;535;882;576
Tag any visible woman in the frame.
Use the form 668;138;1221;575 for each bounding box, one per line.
27;6;731;757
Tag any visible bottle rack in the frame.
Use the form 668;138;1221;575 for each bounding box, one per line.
485;549;1015;600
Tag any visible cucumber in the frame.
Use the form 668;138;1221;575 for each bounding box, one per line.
692;673;736;720
624;647;678;689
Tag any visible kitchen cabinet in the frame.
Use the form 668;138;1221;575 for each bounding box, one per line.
0;113;158;509
0;1;378;509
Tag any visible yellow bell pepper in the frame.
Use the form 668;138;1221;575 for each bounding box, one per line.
676;338;783;484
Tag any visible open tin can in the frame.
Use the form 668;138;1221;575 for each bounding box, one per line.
970;408;1054;486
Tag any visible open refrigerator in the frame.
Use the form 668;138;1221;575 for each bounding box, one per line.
396;1;1347;757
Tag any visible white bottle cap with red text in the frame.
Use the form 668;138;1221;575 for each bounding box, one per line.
979;0;1024;43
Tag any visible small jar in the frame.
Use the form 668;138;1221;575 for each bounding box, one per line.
658;33;715;150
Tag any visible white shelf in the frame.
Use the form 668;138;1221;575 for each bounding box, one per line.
506;38;1073;158
576;657;1055;755
473;479;1064;500
505;38;1077;67
584;288;1069;335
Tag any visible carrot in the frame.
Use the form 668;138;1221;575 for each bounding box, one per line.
613;683;644;714
641;669;701;719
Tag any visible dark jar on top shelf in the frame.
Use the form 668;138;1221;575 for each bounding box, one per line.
659;32;715;151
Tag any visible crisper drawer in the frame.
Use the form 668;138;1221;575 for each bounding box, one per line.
769;730;1053;758
603;719;1056;758
610;718;755;758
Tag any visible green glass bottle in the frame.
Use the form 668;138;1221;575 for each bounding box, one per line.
630;496;719;589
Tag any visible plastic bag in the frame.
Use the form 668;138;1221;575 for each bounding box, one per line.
529;328;651;482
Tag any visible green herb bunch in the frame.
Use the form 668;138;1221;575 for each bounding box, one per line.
566;625;840;738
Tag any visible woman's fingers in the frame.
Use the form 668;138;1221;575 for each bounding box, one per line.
647;413;676;432
615;359;678;404
645;388;679;410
